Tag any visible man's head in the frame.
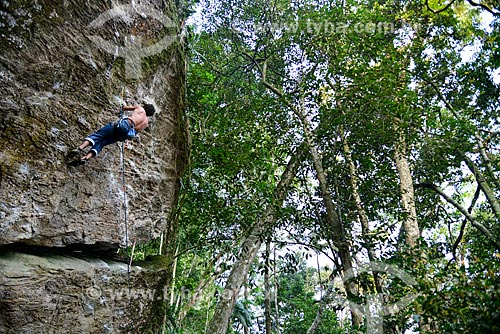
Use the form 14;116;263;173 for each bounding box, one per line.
144;104;156;117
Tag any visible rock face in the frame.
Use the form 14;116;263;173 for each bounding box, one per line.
0;0;189;332
0;250;168;334
0;0;189;249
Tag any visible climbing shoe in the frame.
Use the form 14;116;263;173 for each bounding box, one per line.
68;157;88;167
66;148;83;160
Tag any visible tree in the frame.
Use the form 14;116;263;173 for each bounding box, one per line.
206;145;305;334
180;0;500;332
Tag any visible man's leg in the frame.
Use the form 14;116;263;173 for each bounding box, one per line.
80;150;95;161
78;140;92;151
68;148;95;166
67;140;92;158
68;122;124;166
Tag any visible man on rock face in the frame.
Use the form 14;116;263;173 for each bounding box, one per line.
67;104;155;166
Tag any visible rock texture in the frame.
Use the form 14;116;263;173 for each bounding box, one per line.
0;0;189;249
0;250;168;334
0;0;189;333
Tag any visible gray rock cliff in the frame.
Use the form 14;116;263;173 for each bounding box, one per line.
0;0;188;249
0;250;168;334
0;0;189;332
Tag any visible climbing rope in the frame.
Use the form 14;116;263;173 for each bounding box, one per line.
95;2;133;310
120;129;129;261
119;99;133;300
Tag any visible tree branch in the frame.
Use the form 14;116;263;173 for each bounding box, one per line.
475;133;500;191
461;153;500;218
467;0;499;16
446;185;480;269
425;0;457;14
417;74;460;118
417;182;500;250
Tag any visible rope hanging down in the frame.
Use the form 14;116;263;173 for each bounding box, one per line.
104;46;133;273
119;97;134;295
101;13;134;301
119;121;129;264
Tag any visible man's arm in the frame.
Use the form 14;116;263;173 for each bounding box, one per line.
122;105;138;111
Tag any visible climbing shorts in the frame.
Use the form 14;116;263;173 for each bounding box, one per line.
84;118;136;156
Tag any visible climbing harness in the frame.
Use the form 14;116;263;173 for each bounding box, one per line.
117;117;137;140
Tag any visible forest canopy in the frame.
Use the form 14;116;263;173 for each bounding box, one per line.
159;0;500;333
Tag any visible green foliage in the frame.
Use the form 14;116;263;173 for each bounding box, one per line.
175;0;500;332
410;243;500;333
231;301;253;332
275;259;342;334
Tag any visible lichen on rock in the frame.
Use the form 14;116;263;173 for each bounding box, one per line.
0;0;189;332
0;0;189;249
0;250;169;333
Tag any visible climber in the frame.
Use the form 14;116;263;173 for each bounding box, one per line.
67;104;156;166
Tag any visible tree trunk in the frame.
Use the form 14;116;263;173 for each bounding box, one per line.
205;146;305;334
274;245;280;332
393;117;419;247
342;133;382;293
475;133;500;190
260;63;361;327
264;238;272;334
298;108;363;327
177;250;224;324
244;283;250;334
306;280;336;334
